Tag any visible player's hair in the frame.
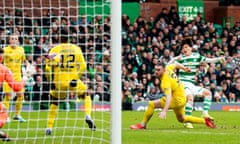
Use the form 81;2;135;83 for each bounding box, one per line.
233;76;240;86
181;38;193;48
236;76;240;81
6;33;19;44
0;48;4;54
156;61;166;68
60;28;69;43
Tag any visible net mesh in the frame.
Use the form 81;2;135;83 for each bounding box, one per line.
0;0;111;144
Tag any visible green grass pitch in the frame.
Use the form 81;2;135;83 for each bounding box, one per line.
123;111;240;144
4;111;111;144
2;110;240;144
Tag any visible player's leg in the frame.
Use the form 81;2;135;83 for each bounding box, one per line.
46;90;62;135
0;130;10;141
3;83;12;108
0;103;10;141
201;88;213;118
74;80;96;131
3;83;12;112
3;90;12;123
2;93;11;111
13;92;26;122
175;105;204;124
184;86;194;128
130;97;164;129
193;86;213;119
84;94;96;131
174;106;216;128
3;81;26;123
0;103;8;128
2;84;11;123
169;94;194;123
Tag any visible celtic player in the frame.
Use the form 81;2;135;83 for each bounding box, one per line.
169;39;225;128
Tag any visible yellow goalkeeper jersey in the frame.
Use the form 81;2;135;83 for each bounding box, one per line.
46;43;86;84
3;46;25;81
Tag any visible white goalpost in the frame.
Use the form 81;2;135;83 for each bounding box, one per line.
111;0;121;144
0;0;121;144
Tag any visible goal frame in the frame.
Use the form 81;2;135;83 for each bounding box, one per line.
110;0;122;144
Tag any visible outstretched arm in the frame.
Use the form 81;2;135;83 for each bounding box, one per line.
205;57;225;63
159;93;172;119
174;62;191;72
45;53;62;66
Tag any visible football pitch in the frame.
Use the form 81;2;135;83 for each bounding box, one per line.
2;110;240;144
123;111;240;144
4;111;111;144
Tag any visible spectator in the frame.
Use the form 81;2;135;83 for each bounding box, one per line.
229;76;240;102
145;86;163;101
133;89;144;102
32;74;50;109
221;80;231;102
93;85;109;102
214;87;229;103
2;6;240;109
122;89;133;110
168;6;180;27
155;7;169;24
22;54;36;100
159;48;171;64
131;72;140;87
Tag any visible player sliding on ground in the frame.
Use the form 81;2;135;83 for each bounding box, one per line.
45;29;96;135
168;39;225;128
0;48;25;141
130;62;216;130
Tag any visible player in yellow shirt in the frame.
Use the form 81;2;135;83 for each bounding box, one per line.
130;62;216;129
45;29;96;135
3;34;26;123
0;48;25;141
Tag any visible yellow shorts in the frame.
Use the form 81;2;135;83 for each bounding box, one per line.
3;81;25;93
50;79;87;99
159;94;186;116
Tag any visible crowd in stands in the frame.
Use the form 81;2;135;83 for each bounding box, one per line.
121;6;240;110
0;9;111;106
0;6;239;111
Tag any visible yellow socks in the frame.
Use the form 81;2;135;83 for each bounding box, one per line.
47;104;58;129
142;101;155;126
15;96;24;116
3;94;24;116
3;95;11;110
184;116;205;124
84;96;92;118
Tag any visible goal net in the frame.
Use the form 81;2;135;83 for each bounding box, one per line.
0;0;116;143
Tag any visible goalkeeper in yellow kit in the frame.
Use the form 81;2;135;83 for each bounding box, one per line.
45;29;96;135
130;62;216;129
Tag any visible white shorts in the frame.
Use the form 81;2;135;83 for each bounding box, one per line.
183;82;204;97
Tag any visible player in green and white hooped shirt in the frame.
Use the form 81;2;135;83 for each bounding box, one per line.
169;41;225;128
